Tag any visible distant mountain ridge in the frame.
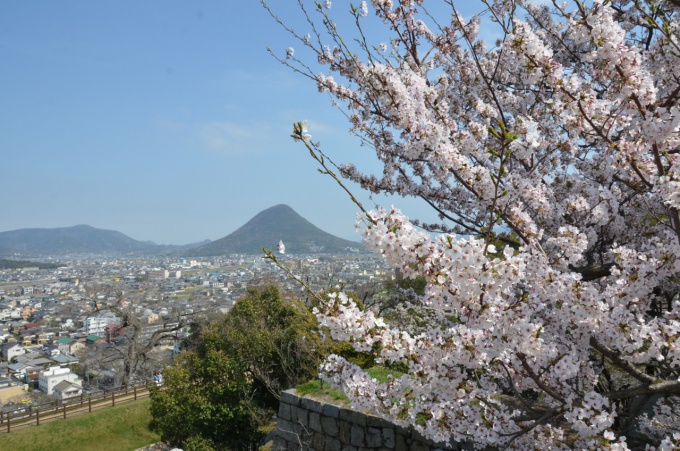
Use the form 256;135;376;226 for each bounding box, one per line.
188;204;362;256
0;205;362;256
0;225;208;256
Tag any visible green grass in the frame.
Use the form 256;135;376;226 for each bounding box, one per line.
295;366;403;405
0;398;160;451
366;366;403;383
296;379;350;404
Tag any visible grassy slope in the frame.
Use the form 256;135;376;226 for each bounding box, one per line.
0;398;160;451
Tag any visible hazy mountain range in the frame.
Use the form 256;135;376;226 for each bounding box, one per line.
0;205;362;257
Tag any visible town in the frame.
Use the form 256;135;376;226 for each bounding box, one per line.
0;252;393;412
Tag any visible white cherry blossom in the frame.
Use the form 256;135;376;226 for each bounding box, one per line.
266;0;680;448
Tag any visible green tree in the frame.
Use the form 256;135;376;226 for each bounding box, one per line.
218;285;324;401
149;285;324;450
149;349;257;450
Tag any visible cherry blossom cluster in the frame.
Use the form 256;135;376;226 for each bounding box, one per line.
268;0;680;448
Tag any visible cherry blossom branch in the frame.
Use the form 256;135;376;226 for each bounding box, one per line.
262;248;326;306
589;337;656;385
606;379;680;401
517;353;566;404
291;122;375;226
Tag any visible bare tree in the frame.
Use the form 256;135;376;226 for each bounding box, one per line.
86;285;188;387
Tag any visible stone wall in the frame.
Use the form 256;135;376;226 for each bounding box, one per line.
273;389;470;451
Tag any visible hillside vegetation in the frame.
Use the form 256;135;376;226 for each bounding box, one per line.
0;259;63;269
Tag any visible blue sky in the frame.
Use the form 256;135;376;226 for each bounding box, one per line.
0;1;482;245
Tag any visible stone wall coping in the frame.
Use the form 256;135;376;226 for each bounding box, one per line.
280;388;300;407
275;389;477;451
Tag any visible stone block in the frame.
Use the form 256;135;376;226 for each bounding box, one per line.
349;410;368;427
277;418;293;433
412;428;440;447
367;415;392;429
312;432;326;450
322;416;339;436
326;438;342;451
395;433;408;451
276;419;301;444
309;411;322;432
338;420;352;444
281;389;300;407
301;397;323;413
351;424;366;447
338;407;354;422
410;440;431;451
279;402;292;421
297;408;309;427
395;425;409;437
383;428;396;448
323;403;341;418
366;427;382;447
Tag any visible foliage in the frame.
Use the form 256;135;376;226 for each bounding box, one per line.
149;285;325;450
267;0;680;449
183;436;220;451
149;350;257;450
217;285;325;398
0;258;63;269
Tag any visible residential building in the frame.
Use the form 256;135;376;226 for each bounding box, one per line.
51;354;79;367
39;367;79;395
53;380;83;400
146;269;169;280
7;362;30;379
56;336;74;355
57;337;85;354
83;312;121;336
2;343;24;361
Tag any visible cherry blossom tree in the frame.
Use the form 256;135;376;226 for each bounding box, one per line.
266;0;680;449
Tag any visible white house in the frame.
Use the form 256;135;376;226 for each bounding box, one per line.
0;305;11;321
0;307;22;320
2;343;24;361
53;380;83;400
39;367;80;395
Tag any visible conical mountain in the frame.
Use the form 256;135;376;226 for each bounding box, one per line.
189;204;362;256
